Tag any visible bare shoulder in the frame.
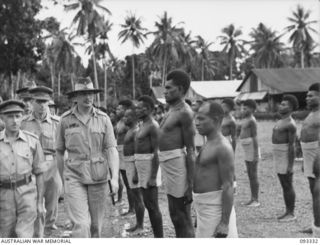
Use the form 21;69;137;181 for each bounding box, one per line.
179;104;194;122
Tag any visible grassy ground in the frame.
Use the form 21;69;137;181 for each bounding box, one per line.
50;120;314;238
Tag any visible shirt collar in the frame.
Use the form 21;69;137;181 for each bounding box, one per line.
72;106;97;118
0;130;28;143
30;112;52;124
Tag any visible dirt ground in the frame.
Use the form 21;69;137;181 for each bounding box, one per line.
49;120;315;238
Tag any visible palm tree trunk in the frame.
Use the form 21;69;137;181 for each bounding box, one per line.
229;51;234;80
91;39;100;107
162;51;168;86
58;71;61;97
300;50;304;68
104;62;108;108
70;73;74;90
201;59;204;80
51;63;55;91
132;55;135;100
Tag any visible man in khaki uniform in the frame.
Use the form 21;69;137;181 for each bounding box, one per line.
0;100;45;238
15;86;35;116
56;77;119;238
21;86;62;237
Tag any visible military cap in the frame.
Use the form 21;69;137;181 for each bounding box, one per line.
66;77;103;96
15;87;33;99
29;86;53;101
0;100;25;114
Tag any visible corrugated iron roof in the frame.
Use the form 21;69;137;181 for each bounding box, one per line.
237;68;320;93
236;91;268;101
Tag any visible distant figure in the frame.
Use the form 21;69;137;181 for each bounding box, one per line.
272;94;298;222
300;83;320;237
154;104;165;124
135;96;163;237
15;87;34;116
194;101;238;238
116;100;135;212
239;99;260;207
191;100;206;153
123;107;145;233
159;70;195;237
221;98;237;151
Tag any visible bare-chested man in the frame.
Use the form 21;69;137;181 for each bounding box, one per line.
300;83;320;237
123;108;145;233
159;70;195;237
135;96;163;238
194;101;238;238
116;100;135;213
272;95;298;222
222;98;237;151
239;99;260;207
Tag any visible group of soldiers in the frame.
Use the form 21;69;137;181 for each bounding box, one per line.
0;69;319;238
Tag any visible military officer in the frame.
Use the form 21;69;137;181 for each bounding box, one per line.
56;77;119;238
0;100;45;237
21;86;62;237
15;83;36;116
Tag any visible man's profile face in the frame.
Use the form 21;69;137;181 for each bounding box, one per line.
306;91;320;110
135;101;148;120
195;103;215;136
32;99;49;115
75;92;94;108
221;103;230;114
279;100;291;115
2;112;23;133
116;105;125;118
22;98;33;114
164;80;181;103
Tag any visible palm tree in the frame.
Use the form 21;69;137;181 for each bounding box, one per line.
219;24;246;80
149;12;184;85
118;13;147;100
250;23;286;68
194;35;215;80
285;5;317;68
64;0;111;105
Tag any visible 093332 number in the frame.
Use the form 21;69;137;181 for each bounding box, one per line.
300;239;319;244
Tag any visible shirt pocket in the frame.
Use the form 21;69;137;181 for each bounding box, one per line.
90;156;108;181
41;130;54;150
65;127;82;151
16;147;33;174
91;128;105;150
0;150;11;176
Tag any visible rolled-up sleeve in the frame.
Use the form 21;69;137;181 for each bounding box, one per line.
32;140;47;175
55;120;66;152
104;116;117;149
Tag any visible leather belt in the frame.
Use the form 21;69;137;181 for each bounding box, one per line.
0;174;32;189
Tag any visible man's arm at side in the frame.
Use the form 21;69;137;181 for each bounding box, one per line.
251;120;259;162
215;145;234;236
149;124;160;184
287;124;297;173
181;110;196;200
230;120;237;151
55;121;65;180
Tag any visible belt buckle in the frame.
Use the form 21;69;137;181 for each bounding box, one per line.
10;181;17;189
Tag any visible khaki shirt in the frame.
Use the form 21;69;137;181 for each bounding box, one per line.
0;130;46;181
21;113;59;165
56;106;117;184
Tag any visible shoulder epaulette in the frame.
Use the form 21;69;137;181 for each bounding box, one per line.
61;110;72;118
96;109;108;118
22;114;32;122
22;130;39;140
50;114;60;122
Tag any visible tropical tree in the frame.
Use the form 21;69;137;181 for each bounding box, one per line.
250;23;286;68
219;24;246;80
118;13;147;100
64;0;111;105
149;11;184;85
285;5;317;68
193;35;215;80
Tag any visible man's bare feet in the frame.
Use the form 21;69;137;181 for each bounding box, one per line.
126;225;144;233
277;213;296;222
121;209;135;216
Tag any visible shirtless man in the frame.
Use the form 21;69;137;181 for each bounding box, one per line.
135;96;163;237
116;100;134;213
194;101;238;238
272;95;298;222
159;70;195;237
221;98;237;151
239;99;260;207
123;108;145;233
300;83;320;237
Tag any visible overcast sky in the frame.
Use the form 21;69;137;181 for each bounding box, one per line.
39;0;320;66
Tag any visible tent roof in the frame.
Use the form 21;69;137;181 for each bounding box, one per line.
237;68;320;93
190;80;241;99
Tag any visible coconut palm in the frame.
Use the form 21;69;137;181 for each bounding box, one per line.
285;5;317;68
149;11;184;85
250;23;286;68
219;24;246;80
64;0;111;105
193;35;215;80
118;13;147;100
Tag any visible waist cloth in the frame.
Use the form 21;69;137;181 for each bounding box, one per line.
123;155;139;189
301;141;319;178
134;153;161;189
159;149;187;198
193;190;238;238
272;143;290;174
117;145;126;170
240;137;260;162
